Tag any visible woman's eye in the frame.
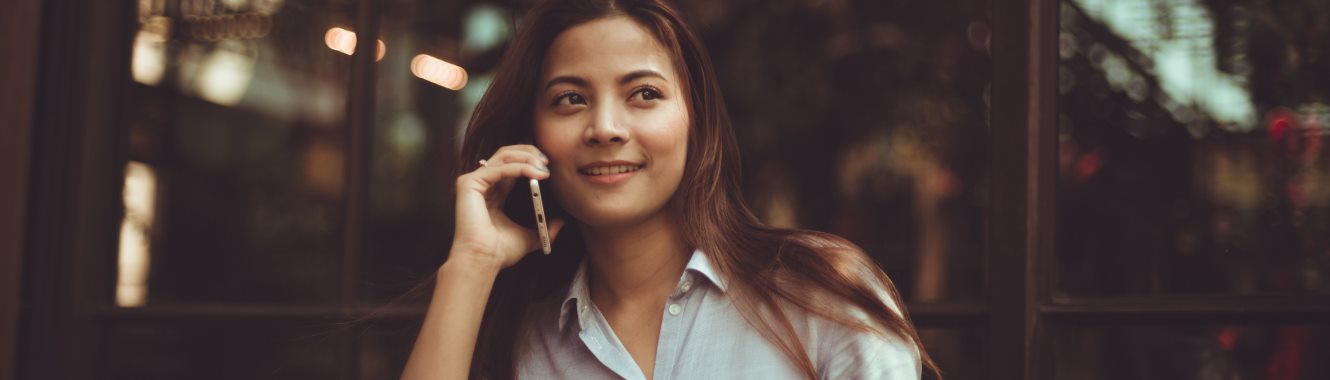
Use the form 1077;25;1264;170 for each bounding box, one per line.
631;87;663;102
554;92;586;107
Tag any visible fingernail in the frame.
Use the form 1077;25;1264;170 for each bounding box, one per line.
537;163;549;172
539;153;548;160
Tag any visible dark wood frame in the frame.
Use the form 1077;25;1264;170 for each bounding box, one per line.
0;0;44;378
984;0;1330;379
18;0;136;378
13;0;1330;379
985;0;1062;377
338;0;382;378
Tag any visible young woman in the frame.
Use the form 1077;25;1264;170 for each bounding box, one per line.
401;0;940;379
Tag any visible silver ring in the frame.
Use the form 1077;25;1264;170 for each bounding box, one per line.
478;159;489;168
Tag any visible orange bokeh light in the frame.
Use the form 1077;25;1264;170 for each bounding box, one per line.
411;54;468;90
324;27;385;61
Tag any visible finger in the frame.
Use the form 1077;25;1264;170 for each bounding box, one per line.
473;160;550;187
494;144;549;163
460;161;550;196
487;149;548;169
486;175;518;211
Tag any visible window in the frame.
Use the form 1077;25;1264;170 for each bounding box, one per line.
1047;0;1330;378
16;0;1329;379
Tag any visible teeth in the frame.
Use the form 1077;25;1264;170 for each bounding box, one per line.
582;165;642;176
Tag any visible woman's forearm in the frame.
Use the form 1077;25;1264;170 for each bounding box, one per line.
400;253;501;380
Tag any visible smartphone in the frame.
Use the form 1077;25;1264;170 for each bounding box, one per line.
529;178;552;255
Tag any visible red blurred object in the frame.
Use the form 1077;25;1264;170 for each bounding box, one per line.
1218;326;1241;350
1072;149;1104;183
1267;108;1293;144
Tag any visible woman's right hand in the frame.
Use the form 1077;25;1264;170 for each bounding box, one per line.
406;145;563;380
449;144;566;271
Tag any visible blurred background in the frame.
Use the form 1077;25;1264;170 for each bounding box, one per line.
1;0;1327;379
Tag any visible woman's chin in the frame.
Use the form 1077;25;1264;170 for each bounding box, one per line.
570;212;641;229
563;206;661;231
553;185;680;231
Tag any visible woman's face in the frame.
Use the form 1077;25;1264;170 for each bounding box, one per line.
534;16;690;229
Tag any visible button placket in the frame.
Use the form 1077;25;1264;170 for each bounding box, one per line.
655;274;695;379
667;273;691;317
671;272;695;299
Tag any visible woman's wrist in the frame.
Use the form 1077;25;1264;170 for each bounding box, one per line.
440;248;504;279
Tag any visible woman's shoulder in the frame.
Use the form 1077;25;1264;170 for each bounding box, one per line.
796;288;920;379
807;311;921;379
769;229;922;378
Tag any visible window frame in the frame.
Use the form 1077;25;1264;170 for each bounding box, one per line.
14;0;1330;379
993;0;1330;379
0;0;43;377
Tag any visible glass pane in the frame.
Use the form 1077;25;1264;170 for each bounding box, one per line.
919;327;987;380
683;0;991;303
360;1;472;304
119;0;356;306
1049;324;1330;380
1057;0;1330;296
102;319;342;379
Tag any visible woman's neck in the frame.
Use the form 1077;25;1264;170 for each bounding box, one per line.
580;212;690;312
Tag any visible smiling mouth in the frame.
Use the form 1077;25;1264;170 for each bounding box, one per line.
578;164;645;176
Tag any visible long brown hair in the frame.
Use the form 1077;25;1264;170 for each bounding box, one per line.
457;0;941;378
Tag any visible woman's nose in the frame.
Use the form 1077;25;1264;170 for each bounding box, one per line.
585;105;630;145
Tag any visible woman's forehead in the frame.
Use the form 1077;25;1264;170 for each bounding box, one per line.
540;16;678;84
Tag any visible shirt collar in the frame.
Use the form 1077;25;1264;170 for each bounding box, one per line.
558;258;594;332
558;249;727;332
683;248;727;292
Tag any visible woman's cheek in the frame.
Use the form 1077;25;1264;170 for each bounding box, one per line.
534;120;580;159
640;106;690;152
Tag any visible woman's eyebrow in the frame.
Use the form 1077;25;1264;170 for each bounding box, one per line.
543;70;666;91
544;75;589;91
618;69;666;85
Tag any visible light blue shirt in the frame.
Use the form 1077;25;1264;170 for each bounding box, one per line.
516;250;922;379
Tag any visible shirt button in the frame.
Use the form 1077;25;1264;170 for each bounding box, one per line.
668;303;682;316
680;278;693;293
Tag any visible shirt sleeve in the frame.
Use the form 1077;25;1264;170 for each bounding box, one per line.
814;271;923;380
818;324;922;380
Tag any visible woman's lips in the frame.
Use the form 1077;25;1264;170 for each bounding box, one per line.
578;162;645;185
